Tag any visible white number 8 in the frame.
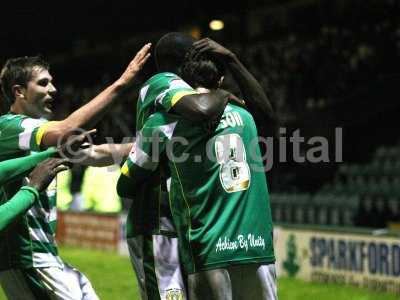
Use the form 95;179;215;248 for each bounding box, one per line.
215;134;251;193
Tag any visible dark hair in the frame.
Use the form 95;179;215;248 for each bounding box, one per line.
0;56;49;105
181;49;225;89
154;32;195;74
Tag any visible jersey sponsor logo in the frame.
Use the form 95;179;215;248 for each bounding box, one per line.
215;234;266;253
165;288;184;300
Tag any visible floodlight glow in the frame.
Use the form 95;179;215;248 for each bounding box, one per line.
209;20;224;31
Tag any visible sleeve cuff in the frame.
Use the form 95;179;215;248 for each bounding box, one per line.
44;147;58;156
35;121;58;146
121;163;131;177
20;186;40;203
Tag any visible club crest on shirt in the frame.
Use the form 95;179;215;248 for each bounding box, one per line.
165;288;184;300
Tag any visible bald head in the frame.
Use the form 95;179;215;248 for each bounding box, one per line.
154;32;196;75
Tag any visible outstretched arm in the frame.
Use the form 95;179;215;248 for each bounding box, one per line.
117;117;165;197
0;148;56;185
41;44;151;147
194;38;279;136
0;128;94;184
0;158;68;232
76;143;133;167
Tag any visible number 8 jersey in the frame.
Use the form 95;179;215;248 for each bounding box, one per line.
122;103;275;274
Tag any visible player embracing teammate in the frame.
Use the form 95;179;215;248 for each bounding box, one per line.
0;32;278;300
118;33;278;300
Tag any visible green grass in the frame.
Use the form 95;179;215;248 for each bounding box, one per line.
59;247;141;299
278;277;398;300
0;247;398;300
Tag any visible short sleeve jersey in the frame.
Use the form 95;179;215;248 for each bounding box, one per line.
0;113;62;270
122;72;197;238
136;72;197;130
122;104;275;274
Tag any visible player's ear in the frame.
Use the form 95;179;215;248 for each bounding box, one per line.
218;76;224;88
12;84;26;100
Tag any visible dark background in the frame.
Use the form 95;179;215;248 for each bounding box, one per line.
1;0;400;226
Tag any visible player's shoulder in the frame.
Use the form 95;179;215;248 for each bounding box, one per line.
0;112;23;123
226;103;252;117
144;72;180;86
139;72;183;102
143;72;193;91
0;113;45;129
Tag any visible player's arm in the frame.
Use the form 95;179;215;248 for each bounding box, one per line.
0;158;68;232
172;89;231;121
150;75;231;122
0;148;56;185
0;187;39;232
116;147;154;199
194;38;279;136
75;143;133;167
40;44;151;147
0;128;94;183
117;120;166;198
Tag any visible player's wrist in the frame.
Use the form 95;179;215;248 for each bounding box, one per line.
225;51;237;61
25;178;40;193
112;79;130;93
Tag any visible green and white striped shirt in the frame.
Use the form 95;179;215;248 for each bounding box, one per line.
0;113;63;270
123;72;197;238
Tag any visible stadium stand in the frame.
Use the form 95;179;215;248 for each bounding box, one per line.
271;141;400;228
2;0;399;227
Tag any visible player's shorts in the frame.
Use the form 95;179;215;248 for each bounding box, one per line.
0;264;99;300
127;233;187;300
188;263;277;300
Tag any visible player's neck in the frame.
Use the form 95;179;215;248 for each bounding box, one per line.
9;100;36;118
9;100;23;115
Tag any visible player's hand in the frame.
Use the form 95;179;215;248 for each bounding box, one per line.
57;129;97;159
27;158;69;192
193;38;234;60
117;43;152;86
218;89;245;107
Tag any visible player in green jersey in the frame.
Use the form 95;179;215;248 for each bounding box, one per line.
0;130;97;232
119;33;234;300
184;38;278;300
0;154;66;232
0;45;150;299
118;38;278;300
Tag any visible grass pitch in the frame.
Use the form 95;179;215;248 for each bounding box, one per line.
0;246;397;300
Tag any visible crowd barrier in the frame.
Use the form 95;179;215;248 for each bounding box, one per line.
56;211;400;294
275;224;400;294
